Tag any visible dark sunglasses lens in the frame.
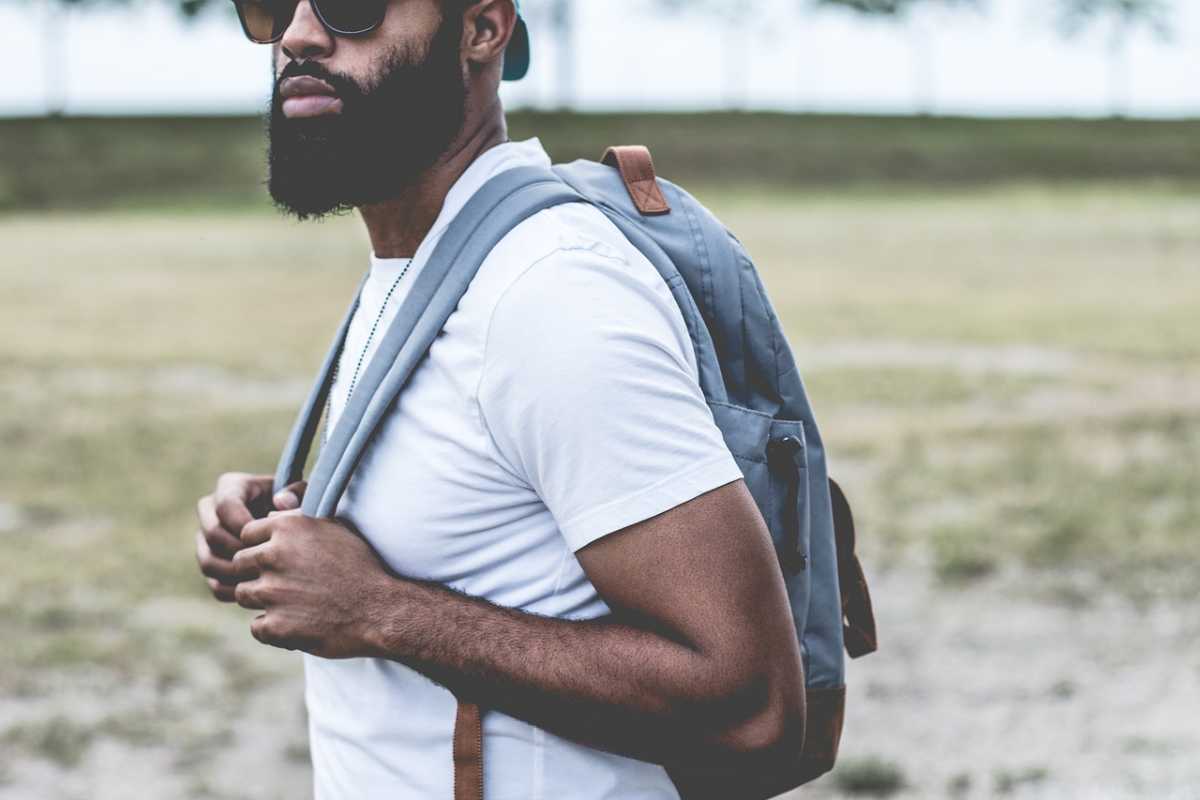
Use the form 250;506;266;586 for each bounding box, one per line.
236;0;291;42
316;0;387;34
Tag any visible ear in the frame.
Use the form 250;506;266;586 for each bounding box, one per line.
461;0;518;78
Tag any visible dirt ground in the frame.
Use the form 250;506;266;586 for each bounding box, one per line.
3;564;1197;800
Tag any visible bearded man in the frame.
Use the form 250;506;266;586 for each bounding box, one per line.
193;2;806;797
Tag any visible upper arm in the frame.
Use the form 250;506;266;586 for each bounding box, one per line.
477;241;744;552
476;241;803;704
575;479;803;711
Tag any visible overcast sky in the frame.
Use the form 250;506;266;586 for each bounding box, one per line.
3;0;1197;117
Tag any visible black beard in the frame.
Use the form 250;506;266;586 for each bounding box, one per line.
266;11;468;220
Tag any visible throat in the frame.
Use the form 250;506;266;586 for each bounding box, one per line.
360;192;442;260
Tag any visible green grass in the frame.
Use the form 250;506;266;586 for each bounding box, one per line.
4;716;96;769
833;756;908;797
993;765;1051;795
0;180;1196;790
1;184;1196;611
2;112;1199;211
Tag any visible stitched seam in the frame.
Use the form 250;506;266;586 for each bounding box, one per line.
708;399;775;420
557;452;740;541
735;239;748;394
673;184;714;319
743;248;783;393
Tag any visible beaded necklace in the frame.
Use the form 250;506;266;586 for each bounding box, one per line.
322;260;414;446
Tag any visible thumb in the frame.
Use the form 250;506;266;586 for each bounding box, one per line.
272;481;308;511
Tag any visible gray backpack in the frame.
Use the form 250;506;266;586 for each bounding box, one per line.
273;144;877;800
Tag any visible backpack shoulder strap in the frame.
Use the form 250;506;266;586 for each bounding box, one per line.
272;165;584;518
273;272;368;497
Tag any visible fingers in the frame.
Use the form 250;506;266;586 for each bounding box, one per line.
215;494;256;540
234;578;270;611
240;509;303;547
196;530;245;581
197;495;244;559
231;541;274;577
196;530;243;603
273;480;308;512
196;473;278;605
240;516;274;548
249;612;308;652
207;578;237;603
214;472;275;535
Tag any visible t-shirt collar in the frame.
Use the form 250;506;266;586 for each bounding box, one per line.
415;136;552;261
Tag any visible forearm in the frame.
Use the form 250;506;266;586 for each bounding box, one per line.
361;575;776;766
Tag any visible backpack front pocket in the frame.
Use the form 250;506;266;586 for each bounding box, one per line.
707;401;811;575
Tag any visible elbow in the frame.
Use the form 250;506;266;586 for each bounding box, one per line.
720;681;806;759
665;679;807;800
706;660;806;761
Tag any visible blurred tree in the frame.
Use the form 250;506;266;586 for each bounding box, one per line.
812;0;981;114
42;1;67;115
1054;0;1174;117
813;0;965;13
653;0;760;110
655;0;982;112
520;0;577;109
34;0;223;116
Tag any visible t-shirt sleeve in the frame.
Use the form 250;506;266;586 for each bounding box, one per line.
476;242;745;553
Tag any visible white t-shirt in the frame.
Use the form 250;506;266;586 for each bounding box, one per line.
306;137;744;800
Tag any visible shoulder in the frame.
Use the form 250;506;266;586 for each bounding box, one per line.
478;201;639;296
478;201;697;378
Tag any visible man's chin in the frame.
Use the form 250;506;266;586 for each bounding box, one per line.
267;159;425;220
269;195;355;222
268;173;406;221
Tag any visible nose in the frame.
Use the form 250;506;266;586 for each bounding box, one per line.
280;0;334;62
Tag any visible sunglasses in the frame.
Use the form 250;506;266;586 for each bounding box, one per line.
231;0;389;43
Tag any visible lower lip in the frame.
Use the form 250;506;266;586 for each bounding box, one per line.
282;95;344;118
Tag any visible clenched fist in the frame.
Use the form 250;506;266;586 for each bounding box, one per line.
231;510;396;659
194;472;307;602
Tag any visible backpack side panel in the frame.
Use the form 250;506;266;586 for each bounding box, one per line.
552;159;847;690
727;232;847;689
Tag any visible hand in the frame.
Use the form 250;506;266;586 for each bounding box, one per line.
195;472;307;602
232;510;395;659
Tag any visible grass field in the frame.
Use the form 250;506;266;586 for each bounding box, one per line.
3;112;1200;210
0;179;1197;798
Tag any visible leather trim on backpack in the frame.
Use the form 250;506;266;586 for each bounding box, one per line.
666;685;846;799
830;478;878;658
601;145;672;216
452;698;483;800
796;685;846;782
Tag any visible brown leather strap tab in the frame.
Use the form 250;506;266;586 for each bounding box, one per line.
830;478;878;658
600;145;671;216
453;698;484;800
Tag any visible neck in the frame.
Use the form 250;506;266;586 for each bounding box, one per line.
358;102;509;259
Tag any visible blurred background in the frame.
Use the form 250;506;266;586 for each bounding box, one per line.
1;0;1197;798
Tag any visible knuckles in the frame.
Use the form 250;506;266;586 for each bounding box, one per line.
250;613;294;649
255;543;281;570
215;471;249;494
235;574;282;608
234;579;266;608
250;614;271;643
197;553;220;577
